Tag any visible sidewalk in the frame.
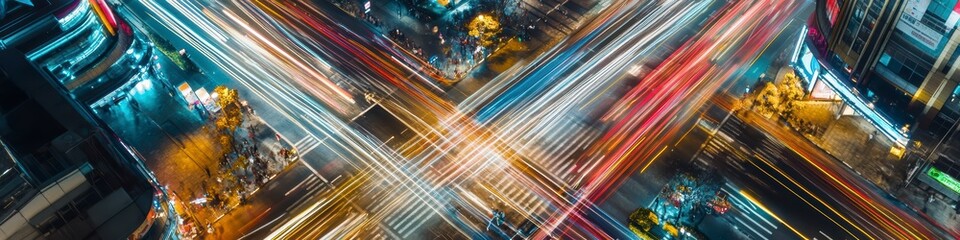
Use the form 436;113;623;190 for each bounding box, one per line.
96;45;298;238
746;67;906;191
893;183;960;237
169;102;297;237
331;0;482;81
814;115;906;191
95;65;221;232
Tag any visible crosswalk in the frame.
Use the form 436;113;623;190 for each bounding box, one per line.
293;135;324;155
374;123;586;239
384;197;437;238
520;116;600;186
695;115;844;240
488;172;550;218
702;134;747;162
284;174;329;213
380;165;447;238
696;119;785;240
519;0;599;45
756;137;787;162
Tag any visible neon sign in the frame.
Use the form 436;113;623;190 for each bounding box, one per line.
928;167;960;194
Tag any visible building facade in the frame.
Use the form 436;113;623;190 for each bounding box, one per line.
0;0;177;239
812;0;960;201
823;0;960;140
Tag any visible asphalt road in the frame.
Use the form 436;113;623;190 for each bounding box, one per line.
662;93;946;239
109;0;935;238
694;102;862;239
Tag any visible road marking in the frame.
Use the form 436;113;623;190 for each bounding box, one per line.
294;135;323;155
819;231;835;240
299;159;329;183
306;178;325;192
397;204;434;238
239;212;287;240
746;18;795;67
738;211;773;234
285;183;326;213
733;216;770;240
293;136;309;148
722;188;778;230
284;175;317;196
727;158;747;171
299;141;322;156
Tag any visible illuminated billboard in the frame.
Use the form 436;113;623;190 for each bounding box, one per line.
896;0;941;50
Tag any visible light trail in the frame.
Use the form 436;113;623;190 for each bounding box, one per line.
740;106;942;239
126;0;944;238
132;1;487;238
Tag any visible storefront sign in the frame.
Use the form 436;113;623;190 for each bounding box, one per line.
795;43;819;84
928;167;960;194
897;0;942;50
825;0;840;24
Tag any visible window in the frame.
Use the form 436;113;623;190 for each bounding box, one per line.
22;149;70;183
880;53;892;65
853;39;865;53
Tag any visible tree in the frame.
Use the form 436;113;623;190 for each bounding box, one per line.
777;72;806;119
145;32;200;73
217;133;235;155
749;72;806;120
467;14;501;47
628;207;659;237
213;86;243;155
214;86;243;133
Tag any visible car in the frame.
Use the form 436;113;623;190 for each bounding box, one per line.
707;190;731;215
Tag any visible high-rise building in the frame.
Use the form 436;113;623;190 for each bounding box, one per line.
819;0;960;140
0;0;177;239
810;0;960;202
